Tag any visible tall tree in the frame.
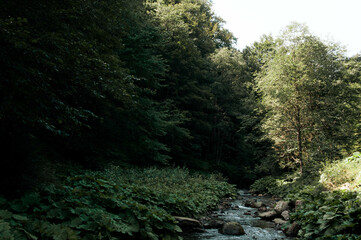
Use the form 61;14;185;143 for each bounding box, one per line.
0;0;176;193
209;47;275;183
343;54;361;152
147;0;236;168
257;23;358;173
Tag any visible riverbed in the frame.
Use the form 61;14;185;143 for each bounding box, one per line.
183;190;291;240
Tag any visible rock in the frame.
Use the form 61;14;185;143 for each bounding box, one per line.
219;222;245;235
218;199;232;210
203;218;224;229
273;218;287;225
252;220;276;229
258;206;267;212
244;199;255;207
258;210;278;220
295;200;303;210
284;222;300;237
253;201;266;208
174;217;204;232
272;196;282;201
274;201;289;214
281;210;290;220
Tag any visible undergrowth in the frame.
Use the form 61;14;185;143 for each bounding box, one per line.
250;152;361;239
0;167;236;240
320;152;361;190
292;190;361;239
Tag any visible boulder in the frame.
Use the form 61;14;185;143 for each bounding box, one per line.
218;199;232;210
203;218;224;229
244;199;255;207
258;206;267;212
258;210;278;220
219;222;245;235
281;210;290;221
252;220;275;229
274;201;289;214
273;218;287;225
174;217;204;233
253;201;266;208
284;222;300;237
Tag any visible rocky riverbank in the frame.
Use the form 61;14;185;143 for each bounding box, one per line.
180;190;295;240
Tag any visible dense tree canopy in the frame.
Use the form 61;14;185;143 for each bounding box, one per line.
1;1;361;239
0;0;276;193
0;0;359;195
256;23;360;173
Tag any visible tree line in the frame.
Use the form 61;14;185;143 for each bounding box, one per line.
0;0;360;195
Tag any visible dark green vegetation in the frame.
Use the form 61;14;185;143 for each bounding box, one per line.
251;153;361;239
1;0;361;239
248;24;361;239
0;0;272;195
0;167;235;239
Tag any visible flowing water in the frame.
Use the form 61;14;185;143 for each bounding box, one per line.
183;190;291;240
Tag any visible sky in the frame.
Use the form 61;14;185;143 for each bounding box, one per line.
211;0;361;56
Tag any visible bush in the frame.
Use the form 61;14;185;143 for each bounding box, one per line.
249;176;279;195
251;153;361;239
250;172;320;197
0;167;236;239
291;190;361;239
105;166;236;217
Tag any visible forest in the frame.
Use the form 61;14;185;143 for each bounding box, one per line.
0;0;360;239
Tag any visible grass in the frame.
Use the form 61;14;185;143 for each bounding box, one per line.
319;152;361;190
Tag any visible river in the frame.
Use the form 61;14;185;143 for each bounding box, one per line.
182;190;291;240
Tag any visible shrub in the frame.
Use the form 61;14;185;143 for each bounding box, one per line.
249;176;279;195
105;166;236;217
0;167;236;239
249;172;317;197
291;190;361;239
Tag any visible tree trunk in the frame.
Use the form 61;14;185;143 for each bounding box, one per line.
296;106;303;175
297;129;303;175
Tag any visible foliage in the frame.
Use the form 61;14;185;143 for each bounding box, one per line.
252;152;361;239
256;23;359;173
0;0;272;192
105;166;236;217
288;153;361;239
0;0;177;194
249;176;281;195
206;47;275;184
0;167;236;239
242;34;277;75
320;152;361;190
343;55;361;152
250;172;322;198
291;190;361;239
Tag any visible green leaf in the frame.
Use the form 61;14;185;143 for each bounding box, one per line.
0;220;13;240
0;210;13;220
12;214;28;222
20;229;38;240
